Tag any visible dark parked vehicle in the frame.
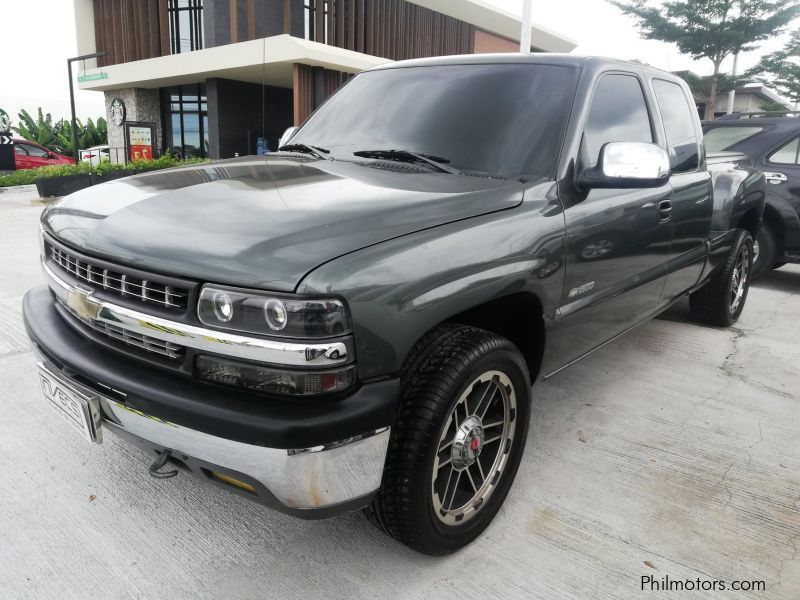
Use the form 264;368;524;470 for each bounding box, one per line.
704;113;800;278
23;55;765;554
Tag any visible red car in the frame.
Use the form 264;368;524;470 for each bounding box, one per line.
13;139;74;170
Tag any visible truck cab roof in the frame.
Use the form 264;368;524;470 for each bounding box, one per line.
369;53;685;84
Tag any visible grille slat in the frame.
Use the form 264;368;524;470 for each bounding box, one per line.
49;245;188;310
57;297;185;360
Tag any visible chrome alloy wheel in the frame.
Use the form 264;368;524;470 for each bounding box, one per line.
432;370;517;525
730;243;750;314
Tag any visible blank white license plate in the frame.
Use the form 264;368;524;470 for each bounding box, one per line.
37;362;103;444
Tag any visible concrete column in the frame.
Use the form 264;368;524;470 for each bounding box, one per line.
103;89;162;163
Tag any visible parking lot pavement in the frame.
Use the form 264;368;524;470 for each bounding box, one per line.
0;189;798;600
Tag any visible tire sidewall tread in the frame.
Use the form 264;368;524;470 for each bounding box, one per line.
366;324;531;555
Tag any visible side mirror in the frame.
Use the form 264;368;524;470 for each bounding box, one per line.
579;142;670;190
278;126;299;149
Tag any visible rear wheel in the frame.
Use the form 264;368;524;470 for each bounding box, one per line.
690;229;753;326
751;223;778;280
366;324;531;555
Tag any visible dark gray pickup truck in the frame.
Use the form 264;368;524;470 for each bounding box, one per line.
23;55;764;554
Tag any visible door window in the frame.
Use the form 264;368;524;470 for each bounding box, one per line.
584;74;653;167
652;79;700;172
13;145;27;155
19;143;49;157
768;138;800;165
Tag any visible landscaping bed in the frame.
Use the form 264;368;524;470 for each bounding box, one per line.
0;155;208;198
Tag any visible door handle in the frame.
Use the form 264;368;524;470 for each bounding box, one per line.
658;199;673;222
763;171;788;185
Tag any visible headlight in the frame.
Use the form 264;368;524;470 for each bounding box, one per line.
198;285;351;338
197;355;355;396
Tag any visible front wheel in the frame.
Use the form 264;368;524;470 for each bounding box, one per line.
366;324;531;555
690;229;753;326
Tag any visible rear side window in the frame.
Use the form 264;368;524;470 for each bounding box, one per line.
703;126;764;152
13;145;27;155
768;138;800;165
652;79;700;172
584;74;653;167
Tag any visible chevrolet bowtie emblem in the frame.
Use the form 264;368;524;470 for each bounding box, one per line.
66;287;101;321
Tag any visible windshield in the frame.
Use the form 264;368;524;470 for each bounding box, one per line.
291;63;579;179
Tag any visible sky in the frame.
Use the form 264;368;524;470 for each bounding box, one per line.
0;0;797;129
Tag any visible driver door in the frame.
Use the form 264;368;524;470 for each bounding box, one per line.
547;72;673;372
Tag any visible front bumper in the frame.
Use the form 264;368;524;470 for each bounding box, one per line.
23;286;397;518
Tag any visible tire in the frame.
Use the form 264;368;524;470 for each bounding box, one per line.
690;229;753;327
751;223;777;280
366;324;531;555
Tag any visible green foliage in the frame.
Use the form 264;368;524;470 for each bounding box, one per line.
10;107;108;155
748;29;800;106
677;71;747;115
611;0;800;118
0;169;44;187
14;108;63;152
0;157;209;188
759;100;790;112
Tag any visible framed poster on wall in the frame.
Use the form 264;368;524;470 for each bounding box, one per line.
124;122;156;162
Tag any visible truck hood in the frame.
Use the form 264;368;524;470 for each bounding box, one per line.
42;155;524;291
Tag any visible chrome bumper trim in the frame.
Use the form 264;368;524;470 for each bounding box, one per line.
37;354;389;510
42;261;352;367
104;398;389;509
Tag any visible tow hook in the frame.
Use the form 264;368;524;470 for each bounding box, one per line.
148;449;179;479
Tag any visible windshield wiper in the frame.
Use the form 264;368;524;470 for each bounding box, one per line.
352;149;460;174
278;143;331;160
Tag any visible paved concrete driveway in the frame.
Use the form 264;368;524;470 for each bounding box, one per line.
1;186;798;599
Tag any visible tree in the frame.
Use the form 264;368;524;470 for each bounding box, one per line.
676;72;746;118
12;108;108;155
611;0;800;119
759;99;790;112
748;29;800;107
13;108;60;150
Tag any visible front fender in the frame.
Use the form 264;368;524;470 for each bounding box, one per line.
296;181;566;380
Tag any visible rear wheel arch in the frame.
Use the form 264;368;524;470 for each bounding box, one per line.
761;204;786;253
735;205;762;240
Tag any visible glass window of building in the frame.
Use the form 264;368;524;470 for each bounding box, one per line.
162;84;208;158
167;0;204;54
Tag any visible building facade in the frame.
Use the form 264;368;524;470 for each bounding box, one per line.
697;83;795;119
74;0;576;161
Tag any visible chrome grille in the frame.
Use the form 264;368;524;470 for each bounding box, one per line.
48;244;188;310
57;298;185;360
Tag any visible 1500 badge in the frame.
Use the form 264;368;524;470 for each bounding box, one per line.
568;281;595;298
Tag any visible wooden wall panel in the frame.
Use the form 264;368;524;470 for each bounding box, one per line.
303;0;473;60
293;63;315;126
94;0;476;68
94;0;165;67
474;29;518;54
292;63;353;126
